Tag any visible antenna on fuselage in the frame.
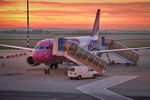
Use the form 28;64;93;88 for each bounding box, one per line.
26;0;30;48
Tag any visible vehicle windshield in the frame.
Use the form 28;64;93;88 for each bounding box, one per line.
34;46;52;50
68;68;75;71
88;68;94;71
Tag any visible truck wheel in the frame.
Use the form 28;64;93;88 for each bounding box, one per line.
64;72;68;76
125;63;130;66
92;74;96;79
77;75;82;80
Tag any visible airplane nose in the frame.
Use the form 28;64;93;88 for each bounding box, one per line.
32;50;51;63
32;50;46;62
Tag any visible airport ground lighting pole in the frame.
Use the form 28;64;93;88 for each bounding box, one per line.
26;0;30;48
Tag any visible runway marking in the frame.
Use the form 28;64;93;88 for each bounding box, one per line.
0;92;16;96
77;75;138;100
51;98;58;100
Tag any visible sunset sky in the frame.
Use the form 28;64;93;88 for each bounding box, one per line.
0;0;150;30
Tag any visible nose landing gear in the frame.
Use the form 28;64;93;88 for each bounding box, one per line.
44;69;50;74
44;63;58;74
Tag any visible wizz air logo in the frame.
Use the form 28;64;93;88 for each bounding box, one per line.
88;40;96;51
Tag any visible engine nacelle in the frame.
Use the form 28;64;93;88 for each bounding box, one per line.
26;56;40;66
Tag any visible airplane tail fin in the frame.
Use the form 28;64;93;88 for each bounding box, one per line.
91;9;100;36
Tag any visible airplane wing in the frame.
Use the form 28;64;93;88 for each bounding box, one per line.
93;47;150;54
0;44;34;51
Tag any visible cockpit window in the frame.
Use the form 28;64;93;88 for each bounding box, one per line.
34;46;51;50
39;46;45;49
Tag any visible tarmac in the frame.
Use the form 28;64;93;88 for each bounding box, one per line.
0;50;150;100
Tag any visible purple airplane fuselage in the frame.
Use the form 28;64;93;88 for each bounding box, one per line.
32;39;64;65
26;36;97;66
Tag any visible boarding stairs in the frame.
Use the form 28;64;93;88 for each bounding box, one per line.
53;38;108;73
105;39;140;64
63;53;85;66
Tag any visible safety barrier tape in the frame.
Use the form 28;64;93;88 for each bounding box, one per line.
0;53;27;59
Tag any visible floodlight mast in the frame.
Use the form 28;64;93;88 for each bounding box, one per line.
26;0;30;48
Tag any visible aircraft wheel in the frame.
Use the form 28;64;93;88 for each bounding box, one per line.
50;64;53;69
54;63;58;69
47;69;50;74
44;69;50;74
44;69;47;74
44;69;48;74
59;61;63;64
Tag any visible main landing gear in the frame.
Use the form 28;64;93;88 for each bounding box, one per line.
44;63;58;74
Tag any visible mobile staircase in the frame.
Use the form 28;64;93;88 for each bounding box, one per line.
105;39;140;65
53;38;108;73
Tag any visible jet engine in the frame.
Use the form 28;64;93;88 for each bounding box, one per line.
26;56;40;66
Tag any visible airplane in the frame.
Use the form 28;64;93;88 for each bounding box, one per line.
0;9;150;74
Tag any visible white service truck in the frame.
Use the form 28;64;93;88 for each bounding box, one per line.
68;66;99;80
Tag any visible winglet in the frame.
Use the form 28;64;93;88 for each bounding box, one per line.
91;9;100;36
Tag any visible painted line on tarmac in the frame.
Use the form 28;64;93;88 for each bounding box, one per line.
76;75;138;100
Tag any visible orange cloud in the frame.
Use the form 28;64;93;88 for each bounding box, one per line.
0;0;150;30
0;1;15;6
